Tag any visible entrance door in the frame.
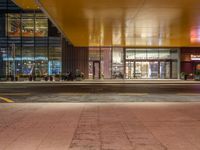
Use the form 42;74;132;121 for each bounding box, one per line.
126;61;134;79
93;61;100;79
160;61;170;79
148;61;159;79
135;61;159;79
135;62;148;79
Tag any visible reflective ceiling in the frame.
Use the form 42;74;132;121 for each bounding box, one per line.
13;0;39;9
12;0;200;47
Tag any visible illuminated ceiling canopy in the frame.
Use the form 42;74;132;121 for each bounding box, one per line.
12;0;200;47
13;0;39;9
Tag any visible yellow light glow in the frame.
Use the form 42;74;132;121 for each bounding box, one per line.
12;0;200;47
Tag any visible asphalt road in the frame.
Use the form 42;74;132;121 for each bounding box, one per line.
0;82;200;103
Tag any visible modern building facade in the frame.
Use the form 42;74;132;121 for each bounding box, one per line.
88;47;180;79
0;0;62;80
1;0;200;80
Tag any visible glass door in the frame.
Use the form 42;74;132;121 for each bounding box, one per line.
160;61;170;79
141;62;148;78
126;61;134;79
135;62;142;79
172;61;178;79
148;61;159;79
88;61;93;79
135;61;148;79
93;61;100;79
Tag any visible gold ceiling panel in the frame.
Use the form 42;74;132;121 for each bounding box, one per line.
15;0;200;47
12;0;39;9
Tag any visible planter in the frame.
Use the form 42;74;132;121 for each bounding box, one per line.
19;77;27;81
35;78;42;81
180;75;188;80
194;75;200;81
44;76;49;81
55;77;60;81
0;77;6;81
49;76;53;81
28;76;33;81
54;75;61;81
76;77;82;81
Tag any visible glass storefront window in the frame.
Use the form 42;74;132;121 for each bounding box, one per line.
1;12;62;79
135;62;142;78
112;48;124;78
160;61;171;79
35;46;48;76
148;61;158;78
7;13;48;37
126;49;135;59
35;19;48;37
147;50;159;59
159;49;170;59
171;49;179;60
88;61;93;79
22;14;34;37
7;14;21;37
135;50;147;60
22;42;34;75
101;48;111;79
112;48;124;63
49;46;62;75
126;61;134;79
124;48;180;79
172;61;178;79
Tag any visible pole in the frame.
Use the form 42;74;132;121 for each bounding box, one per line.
12;43;16;81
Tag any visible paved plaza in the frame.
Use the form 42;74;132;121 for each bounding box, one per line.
1;82;200;149
1;103;200;150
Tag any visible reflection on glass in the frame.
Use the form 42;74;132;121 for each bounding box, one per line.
112;48;124;79
35;19;48;37
101;48;111;79
126;61;134;79
141;62;148;78
135;62;142;78
2;13;61;78
22;18;34;37
35;46;48;76
159;50;170;59
88;62;93;79
171;49;178;59
22;46;34;75
7;13;48;37
125;48;179;79
147;50;159;59
136;50;146;59
172;61;178;79
160;61;170;79
148;62;158;78
49;45;62;75
126;49;135;59
7;14;21;37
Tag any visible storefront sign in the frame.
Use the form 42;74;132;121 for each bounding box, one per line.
191;54;200;60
